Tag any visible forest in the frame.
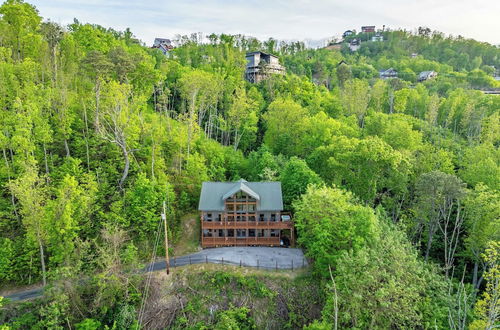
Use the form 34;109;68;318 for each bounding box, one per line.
0;0;499;328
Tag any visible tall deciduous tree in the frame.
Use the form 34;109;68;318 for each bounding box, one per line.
340;79;370;127
9;164;48;285
414;171;467;276
293;185;378;275
97;81;139;189
263;98;308;157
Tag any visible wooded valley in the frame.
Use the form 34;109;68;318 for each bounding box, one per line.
0;0;499;328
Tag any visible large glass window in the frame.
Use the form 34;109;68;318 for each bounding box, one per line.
203;229;213;237
249;229;256;237
237;229;247;237
227;229;234;237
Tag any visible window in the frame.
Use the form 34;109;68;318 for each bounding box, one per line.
270;230;279;237
218;229;224;237
237;229;247;238
249;229;256;237
227;215;234;222
257;229;265;237
236;204;246;212
203;229;213;237
259;214;265;221
271;214;276;222
227;229;234;237
218;214;222;221
226;204;234;212
248;204;255;212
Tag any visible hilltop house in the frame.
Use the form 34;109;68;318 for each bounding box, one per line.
152;38;174;56
198;180;293;248
342;30;354;38
418;70;438;82
371;33;384;42
361;26;376;33
245;51;285;83
349;39;361;52
379;68;398;79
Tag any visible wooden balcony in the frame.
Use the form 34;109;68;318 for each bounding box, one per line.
202;220;293;230
201;236;281;248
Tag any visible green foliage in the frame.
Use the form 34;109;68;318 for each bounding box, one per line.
75;318;102;330
293;185;379;275
0;2;499;328
214;306;256;330
470;242;500;329
280;157;322;209
325;221;450;328
263;97;308;156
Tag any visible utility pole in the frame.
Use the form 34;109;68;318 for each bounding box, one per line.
162;201;170;275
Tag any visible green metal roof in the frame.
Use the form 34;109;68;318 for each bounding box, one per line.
198;180;283;211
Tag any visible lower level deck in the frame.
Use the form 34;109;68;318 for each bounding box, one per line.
201;236;282;248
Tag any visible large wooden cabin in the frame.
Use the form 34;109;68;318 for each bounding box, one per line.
198;179;294;248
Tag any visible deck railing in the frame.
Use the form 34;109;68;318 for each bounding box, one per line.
201;236;281;247
202;220;293;229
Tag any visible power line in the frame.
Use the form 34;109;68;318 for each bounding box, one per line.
137;215;163;328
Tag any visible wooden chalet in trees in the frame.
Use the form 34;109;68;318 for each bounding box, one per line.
198;179;294;248
245;51;285;83
361;26;376;33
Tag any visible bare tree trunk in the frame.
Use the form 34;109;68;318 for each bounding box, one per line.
151;138;155;180
37;233;47;286
94;80;101;129
83;103;91;171
118;143;130;190
3;148;19;222
64;139;70;158
43;144;50;176
472;261;479;289
425;223;436;262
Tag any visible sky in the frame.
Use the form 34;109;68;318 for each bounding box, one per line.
29;0;500;46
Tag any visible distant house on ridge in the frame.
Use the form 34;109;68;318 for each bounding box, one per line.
349;39;361;52
379;68;398;79
418;70;438;82
342;30;354;38
371;33;384;42
152;38;174;56
361;26;376;33
245;51;285;83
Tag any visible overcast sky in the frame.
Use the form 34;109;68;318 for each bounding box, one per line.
29;0;500;46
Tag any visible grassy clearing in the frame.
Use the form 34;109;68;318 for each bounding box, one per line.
172;212;200;256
